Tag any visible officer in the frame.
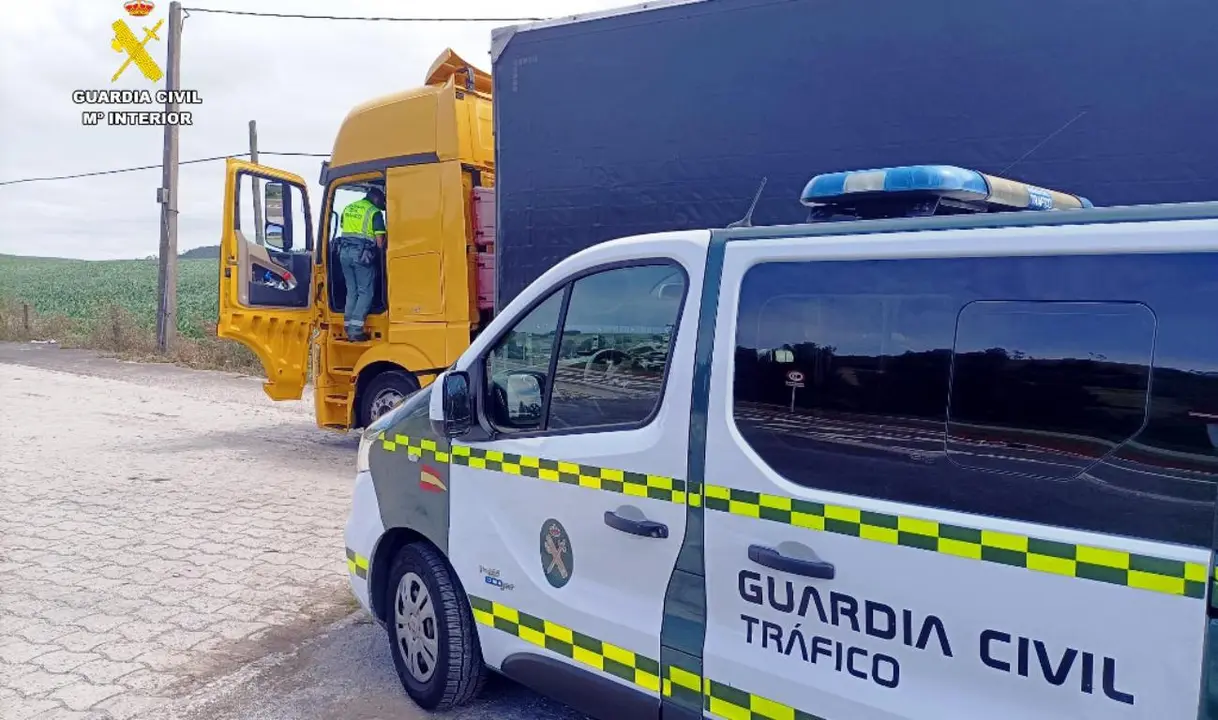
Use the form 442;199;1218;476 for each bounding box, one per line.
337;187;387;341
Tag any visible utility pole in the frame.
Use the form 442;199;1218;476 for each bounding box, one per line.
156;0;183;353
249;120;265;246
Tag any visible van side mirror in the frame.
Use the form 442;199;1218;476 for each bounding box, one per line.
490;370;546;430
439;371;474;438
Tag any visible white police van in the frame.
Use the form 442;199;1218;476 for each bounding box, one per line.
344;165;1218;720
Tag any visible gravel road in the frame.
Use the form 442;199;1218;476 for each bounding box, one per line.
0;342;585;720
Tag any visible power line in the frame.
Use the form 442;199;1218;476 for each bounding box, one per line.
0;151;329;186
0;155;236;186
181;7;544;22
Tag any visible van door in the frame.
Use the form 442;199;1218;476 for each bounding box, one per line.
218;158;316;401
699;239;1213;720
445;255;699;717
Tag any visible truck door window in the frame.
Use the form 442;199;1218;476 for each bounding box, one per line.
547;264;686;431
326;182;388;316
234;172;312;309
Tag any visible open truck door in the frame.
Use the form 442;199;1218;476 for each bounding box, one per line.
218;158;317;401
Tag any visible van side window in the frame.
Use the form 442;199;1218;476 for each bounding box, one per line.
482;263;686;434
731;255;1218;548
484;290;564;433
547;264;686;430
947;301;1155;479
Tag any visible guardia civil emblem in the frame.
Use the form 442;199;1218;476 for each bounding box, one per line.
540;518;573;588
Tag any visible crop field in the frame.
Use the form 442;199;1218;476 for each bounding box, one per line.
0;254;220;338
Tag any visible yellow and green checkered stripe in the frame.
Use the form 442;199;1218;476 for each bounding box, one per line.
345;547;369;579
376;433;1208;598
378;433;687;503
662;661;704;709
703;678;828;720
665;659;830;719
1212;561;1218;609
379;433;450;463
703;483;1209;599
471;597;829;720
450;445;688;503
469;595;662;692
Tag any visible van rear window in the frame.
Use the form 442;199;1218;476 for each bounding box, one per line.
730;254;1218;547
947;300;1155;480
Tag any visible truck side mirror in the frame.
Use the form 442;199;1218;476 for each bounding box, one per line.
265;222;285;248
263;180;291;250
264;181;286;225
439;371;474;438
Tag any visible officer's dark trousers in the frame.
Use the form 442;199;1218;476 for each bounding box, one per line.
338;240;375;338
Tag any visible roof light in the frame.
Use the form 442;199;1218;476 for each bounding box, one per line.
800;165;1092;212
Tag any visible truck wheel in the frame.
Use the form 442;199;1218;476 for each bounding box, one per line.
385;542;486;710
359;370;419;427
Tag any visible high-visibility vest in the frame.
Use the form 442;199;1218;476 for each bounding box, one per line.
340;198;383;240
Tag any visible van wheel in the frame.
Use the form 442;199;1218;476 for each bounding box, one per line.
360;370;419;427
385;542;486;710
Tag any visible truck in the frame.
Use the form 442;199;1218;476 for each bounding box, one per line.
216;0;1218;432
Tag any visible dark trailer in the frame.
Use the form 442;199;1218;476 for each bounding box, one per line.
489;0;1218;307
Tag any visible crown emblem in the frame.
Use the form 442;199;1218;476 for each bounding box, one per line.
123;0;155;17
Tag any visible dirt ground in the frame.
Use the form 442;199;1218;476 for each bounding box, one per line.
0;343;584;720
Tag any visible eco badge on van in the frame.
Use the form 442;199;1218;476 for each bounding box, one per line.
540;518;573;588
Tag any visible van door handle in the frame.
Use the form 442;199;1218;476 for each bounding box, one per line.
604;510;668;539
748;544;835;580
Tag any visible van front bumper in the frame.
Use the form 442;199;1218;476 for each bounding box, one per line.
344;470;384;615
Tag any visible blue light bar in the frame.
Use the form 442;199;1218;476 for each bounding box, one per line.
800;164;1092;211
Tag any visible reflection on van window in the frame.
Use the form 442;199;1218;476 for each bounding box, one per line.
947;301;1155;479
485;290;563;433
548;264;685;430
735;291;956;421
730;254;1218;548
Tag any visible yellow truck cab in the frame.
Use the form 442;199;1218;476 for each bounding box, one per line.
217;49;495;430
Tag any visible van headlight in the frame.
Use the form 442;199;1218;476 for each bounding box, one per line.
357;426;379;473
357;395;410;473
357;385;423;474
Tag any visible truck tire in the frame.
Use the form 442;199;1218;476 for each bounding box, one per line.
359;370;419;428
385;542;486;711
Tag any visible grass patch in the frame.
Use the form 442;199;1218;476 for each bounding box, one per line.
0;255;260;373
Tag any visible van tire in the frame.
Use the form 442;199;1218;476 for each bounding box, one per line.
385;542;486;711
359;370;419;428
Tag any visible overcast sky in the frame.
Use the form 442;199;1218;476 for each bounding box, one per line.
0;0;625;260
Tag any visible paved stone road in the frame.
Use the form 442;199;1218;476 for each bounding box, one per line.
0;347;360;719
0;343;586;720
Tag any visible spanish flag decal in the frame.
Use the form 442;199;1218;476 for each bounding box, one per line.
419;465;447;493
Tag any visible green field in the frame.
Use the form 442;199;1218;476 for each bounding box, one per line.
0;254;221;338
